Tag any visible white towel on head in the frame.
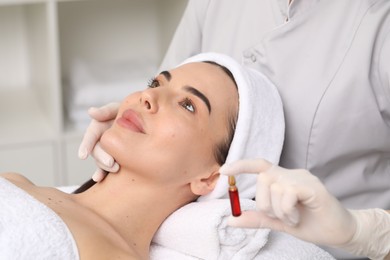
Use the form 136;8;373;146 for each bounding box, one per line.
180;52;285;201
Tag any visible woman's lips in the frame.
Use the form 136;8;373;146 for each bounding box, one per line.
117;109;145;133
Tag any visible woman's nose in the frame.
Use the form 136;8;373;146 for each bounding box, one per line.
140;90;158;113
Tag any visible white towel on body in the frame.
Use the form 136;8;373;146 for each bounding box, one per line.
152;199;269;260
151;199;336;260
0;177;79;260
179;53;285;201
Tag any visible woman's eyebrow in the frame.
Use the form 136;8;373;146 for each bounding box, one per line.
184;86;211;114
159;70;211;113
159;70;172;81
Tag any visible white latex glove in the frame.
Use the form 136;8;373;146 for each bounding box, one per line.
220;159;390;259
78;102;120;182
343;209;390;260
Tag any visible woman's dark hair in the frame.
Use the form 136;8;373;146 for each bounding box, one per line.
73;178;95;193
203;61;238;166
74;61;238;194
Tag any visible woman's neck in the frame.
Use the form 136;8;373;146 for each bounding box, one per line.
72;169;194;257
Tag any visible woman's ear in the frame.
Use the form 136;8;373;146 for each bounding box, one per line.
190;170;220;196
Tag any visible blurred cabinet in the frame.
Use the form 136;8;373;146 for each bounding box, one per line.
0;0;187;186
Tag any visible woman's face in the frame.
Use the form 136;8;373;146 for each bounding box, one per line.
101;62;238;189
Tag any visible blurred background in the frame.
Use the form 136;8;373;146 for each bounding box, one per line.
0;0;188;186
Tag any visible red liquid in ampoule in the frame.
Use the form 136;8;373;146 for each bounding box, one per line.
229;188;242;217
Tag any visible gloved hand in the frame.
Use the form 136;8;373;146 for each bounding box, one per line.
220;159;390;259
342;209;390;260
78;102;120;182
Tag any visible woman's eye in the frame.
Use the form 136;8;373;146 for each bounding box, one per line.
180;98;195;113
147;78;160;88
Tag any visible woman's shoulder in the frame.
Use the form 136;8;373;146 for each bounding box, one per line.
0;172;35;185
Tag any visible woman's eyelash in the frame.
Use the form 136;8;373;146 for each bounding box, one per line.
147;77;160;88
146;78;195;113
179;98;195;113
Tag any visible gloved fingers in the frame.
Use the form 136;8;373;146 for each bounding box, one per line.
219;158;274;176
256;173;274;217
92;143;119;173
257;174;301;225
91;143;115;170
269;187;300;227
280;187;300;226
92;168;108;182
78;103;118;159
267;168;320;210
227;210;267;228
78;119;113;159
227;210;286;231
95;160;120;173
270;182;285;221
294;184;318;208
88;102;120;121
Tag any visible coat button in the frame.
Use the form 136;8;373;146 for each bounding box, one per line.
250;54;257;63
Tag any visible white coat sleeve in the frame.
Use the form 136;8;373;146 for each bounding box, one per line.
158;0;210;71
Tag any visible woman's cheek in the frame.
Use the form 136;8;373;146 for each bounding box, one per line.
155;123;193;147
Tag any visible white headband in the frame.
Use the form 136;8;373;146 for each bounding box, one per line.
179;52;285;201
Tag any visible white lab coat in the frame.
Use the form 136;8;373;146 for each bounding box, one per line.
161;0;390;258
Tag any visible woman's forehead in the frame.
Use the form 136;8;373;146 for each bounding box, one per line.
171;62;236;93
172;62;238;110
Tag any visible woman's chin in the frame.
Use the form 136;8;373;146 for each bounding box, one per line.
100;129;122;161
100;128;139;169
